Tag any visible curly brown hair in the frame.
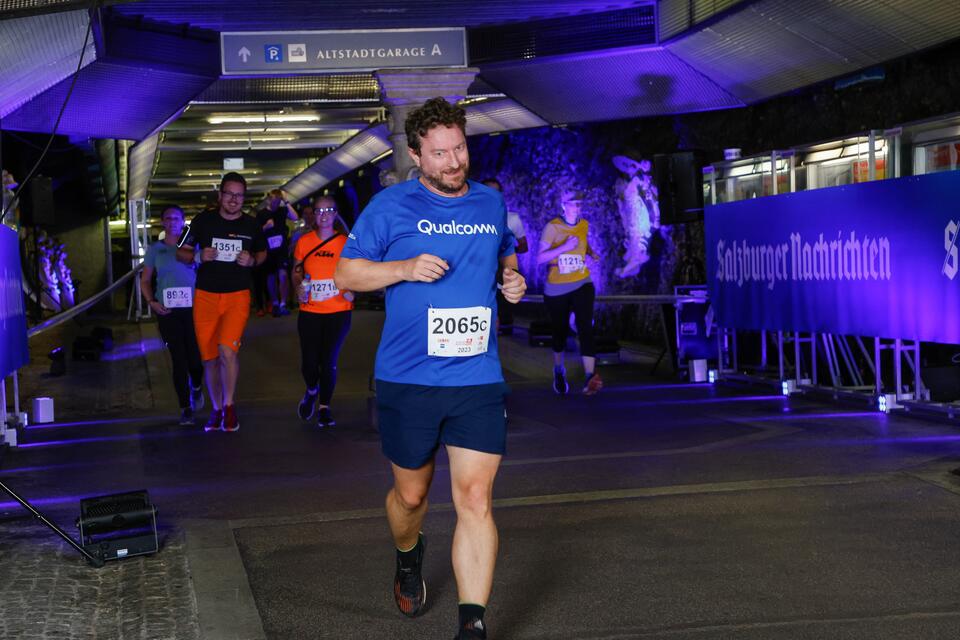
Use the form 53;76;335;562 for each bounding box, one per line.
404;97;467;155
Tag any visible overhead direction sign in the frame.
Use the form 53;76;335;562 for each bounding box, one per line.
221;28;467;75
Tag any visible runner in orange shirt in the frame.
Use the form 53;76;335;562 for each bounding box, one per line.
291;194;353;427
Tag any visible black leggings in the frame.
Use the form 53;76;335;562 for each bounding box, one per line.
297;310;352;405
544;282;596;357
157;308;203;409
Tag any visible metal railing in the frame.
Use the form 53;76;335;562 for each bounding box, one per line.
27;265;142;338
2;265;142;439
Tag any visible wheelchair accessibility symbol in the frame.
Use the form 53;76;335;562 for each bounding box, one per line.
264;44;283;63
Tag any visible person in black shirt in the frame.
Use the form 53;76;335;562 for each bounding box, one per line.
256;189;299;316
177;172;267;433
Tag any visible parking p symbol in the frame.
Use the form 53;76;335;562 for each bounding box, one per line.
264;45;283;63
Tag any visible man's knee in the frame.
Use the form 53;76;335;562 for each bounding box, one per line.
218;345;238;362
392;484;429;512
453;481;493;519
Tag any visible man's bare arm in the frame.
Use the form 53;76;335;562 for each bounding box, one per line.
335;255;449;292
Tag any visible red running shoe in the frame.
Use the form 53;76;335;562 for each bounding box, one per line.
394;535;426;617
221;404;240;432
583;372;604;396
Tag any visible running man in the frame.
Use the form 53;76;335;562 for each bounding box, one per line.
291;194;353;427
177;172;266;432
335;97;526;640
140;206;204;426
256;189;298;317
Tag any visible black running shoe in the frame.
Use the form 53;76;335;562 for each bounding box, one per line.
179;407;195;426
553;367;569;395
394;535;426;617
191;386;205;411
298;389;317;421
454;620;487;640
317;406;335;427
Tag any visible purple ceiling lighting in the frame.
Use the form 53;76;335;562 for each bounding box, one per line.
1;61;216;139
664;0;960;104
279;98;547;198
0;10;96;118
464;98;548;135
479;46;744;124
282;122;391;201
107;1;645;31
128;134;160;201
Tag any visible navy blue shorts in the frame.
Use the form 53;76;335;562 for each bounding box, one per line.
376;380;509;469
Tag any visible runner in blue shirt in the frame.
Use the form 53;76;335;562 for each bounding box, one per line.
336;97;526;640
140;206;204;426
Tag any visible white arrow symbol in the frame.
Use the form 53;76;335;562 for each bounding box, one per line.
238;47;251;62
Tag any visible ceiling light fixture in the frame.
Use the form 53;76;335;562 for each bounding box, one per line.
206;114;321;125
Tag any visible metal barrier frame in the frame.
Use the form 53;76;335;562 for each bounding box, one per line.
1;265;142;438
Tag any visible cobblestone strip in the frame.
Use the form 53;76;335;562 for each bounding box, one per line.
0;518;200;640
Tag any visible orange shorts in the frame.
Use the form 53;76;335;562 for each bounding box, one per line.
192;289;251;361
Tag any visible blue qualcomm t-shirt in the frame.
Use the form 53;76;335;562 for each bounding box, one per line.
342;179;516;386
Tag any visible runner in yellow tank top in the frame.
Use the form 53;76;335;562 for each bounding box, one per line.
536;188;603;395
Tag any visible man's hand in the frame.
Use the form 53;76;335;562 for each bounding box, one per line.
400;254;449;283
560;236;579;252
263;218;275;230
200;247;218;262
501;268;526;304
236;250;256;267
148;300;171;316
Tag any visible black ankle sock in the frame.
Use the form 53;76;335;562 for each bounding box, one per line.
458;603;486;633
397;536;421;569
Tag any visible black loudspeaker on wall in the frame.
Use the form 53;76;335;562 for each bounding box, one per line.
653;152;705;225
24;175;55;226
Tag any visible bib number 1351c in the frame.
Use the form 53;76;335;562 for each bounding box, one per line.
428;306;492;357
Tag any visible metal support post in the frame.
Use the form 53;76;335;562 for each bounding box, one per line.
874;337;882;395
12;370;20;426
0;377;14;446
127;199;149;320
836;336;863;387
894;338;903;399
821;334;840;387
777;330;785;380
761;330;768;369
811;332;818;386
794;331;802;384
731;329;738;372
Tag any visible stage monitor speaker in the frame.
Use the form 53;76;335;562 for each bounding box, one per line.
24;175;55;226
653;152;705;224
76;490;158;562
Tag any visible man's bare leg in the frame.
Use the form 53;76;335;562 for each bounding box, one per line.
202;358;222;410
218;345;240;406
386;460;435;550
447;445;502;605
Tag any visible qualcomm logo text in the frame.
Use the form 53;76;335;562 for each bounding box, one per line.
944;220;959;280
417;219;497;236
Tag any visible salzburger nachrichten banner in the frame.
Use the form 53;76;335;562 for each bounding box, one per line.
706;170;960;343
